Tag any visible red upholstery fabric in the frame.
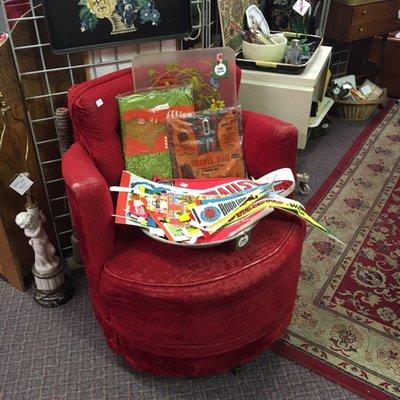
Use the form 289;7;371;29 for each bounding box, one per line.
68;69;131;186
63;66;305;377
242;111;298;178
4;0;30;28
102;213;304;376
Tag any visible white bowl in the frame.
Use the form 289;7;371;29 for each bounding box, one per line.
242;35;288;63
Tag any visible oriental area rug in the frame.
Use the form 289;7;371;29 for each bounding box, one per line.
274;102;400;400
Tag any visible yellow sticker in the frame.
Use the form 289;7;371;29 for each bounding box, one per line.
178;213;191;222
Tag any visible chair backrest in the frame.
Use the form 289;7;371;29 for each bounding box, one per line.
68;66;242;187
68;68;132;186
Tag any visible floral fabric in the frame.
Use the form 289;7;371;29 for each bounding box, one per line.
281;105;400;398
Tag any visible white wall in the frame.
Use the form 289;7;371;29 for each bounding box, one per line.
87;39;178;78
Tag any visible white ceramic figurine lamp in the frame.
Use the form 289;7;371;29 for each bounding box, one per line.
15;183;73;307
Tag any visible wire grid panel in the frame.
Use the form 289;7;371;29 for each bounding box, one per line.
201;0;219;48
183;0;219;48
315;0;331;37
324;38;352;79
1;0;184;257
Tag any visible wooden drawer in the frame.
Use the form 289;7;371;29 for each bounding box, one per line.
348;17;400;40
352;0;399;21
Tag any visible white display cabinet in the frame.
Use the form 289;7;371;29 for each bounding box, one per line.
239;46;332;149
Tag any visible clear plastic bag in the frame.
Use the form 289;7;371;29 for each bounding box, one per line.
132;47;237;111
167;107;247;179
117;85;194;179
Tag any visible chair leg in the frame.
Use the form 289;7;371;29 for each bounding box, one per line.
296;172;310;195
230;365;242;375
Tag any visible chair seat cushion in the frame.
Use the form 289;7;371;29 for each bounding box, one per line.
100;211;305;359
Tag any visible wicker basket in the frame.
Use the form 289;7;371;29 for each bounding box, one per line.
334;88;387;121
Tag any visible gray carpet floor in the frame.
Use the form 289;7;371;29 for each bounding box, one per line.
1;107;388;400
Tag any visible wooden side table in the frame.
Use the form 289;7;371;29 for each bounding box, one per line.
325;0;400;42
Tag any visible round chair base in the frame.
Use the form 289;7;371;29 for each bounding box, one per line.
113;312;292;377
100;214;305;377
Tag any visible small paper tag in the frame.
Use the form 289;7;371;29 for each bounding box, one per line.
9;173;34;195
96;98;104;107
292;0;311;16
212;61;228;79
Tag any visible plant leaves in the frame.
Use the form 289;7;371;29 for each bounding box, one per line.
148;69;157;78
79;6;91;20
291;17;305;34
301;44;310;56
166;62;177;71
89;14;99;30
136;0;149;7
84;13;99;30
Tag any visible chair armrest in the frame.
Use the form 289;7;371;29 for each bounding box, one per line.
62;143;115;286
242;110;298;178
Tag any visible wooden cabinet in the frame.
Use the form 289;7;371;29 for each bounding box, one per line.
0;35;56;291
326;0;400;42
377;33;400;96
0;219;24;291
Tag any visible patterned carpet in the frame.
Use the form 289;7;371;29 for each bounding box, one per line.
276;103;400;399
1;106;393;400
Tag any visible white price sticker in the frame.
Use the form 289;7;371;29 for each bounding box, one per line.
292;0;311;16
9;173;34;195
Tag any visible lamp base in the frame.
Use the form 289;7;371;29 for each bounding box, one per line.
32;277;73;308
32;263;73;308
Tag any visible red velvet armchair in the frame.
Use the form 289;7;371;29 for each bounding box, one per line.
62;67;305;377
